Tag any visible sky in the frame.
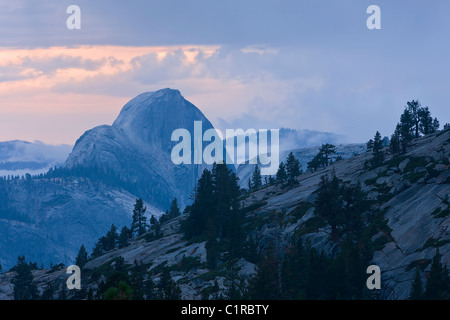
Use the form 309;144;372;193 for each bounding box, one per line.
0;0;449;145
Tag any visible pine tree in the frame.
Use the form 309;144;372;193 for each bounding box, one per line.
131;198;147;236
307;144;336;171
248;254;281;299
130;261;145;300
341;182;367;238
251;164;262;190
104;281;134;300
169;198;181;218
305;248;328;299
268;176;275;185
184;169;215;239
75;244;88;268
390;125;401;155
286;152;301;185
424;249;450;299
409;268;424;300
91;237;105;258
319;144;336;167
104;224;119;250
366;139;374;152
418;106;434;135
433;117;440;132
407;100;421;138
315;172;344;242
276;162;287;185
399;107;415;152
118;226;132;248
371;131;385;167
12;256;38;300
158;268;182;300
211;162;240;240
144;276;155;300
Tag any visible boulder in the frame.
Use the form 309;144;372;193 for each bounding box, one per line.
434;164;448;171
414;166;427;174
436;171;450;184
427;177;437;184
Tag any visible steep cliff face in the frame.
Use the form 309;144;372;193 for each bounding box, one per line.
65;88;214;210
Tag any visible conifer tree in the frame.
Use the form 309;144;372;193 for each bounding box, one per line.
184;169;214;239
319;144;336;167
315;172;344;242
118;226;132;248
371;131;385;167
407;100;421;138
248;254;280;299
418;106;434;135
409;268;424;300
286;152;301;185
251;164;262;190
158;268;182;300
144;276;156;300
131;198;147;236
12;255;38;300
432;118;440;132
307;144;336;171
424;249;450;299
399;108;415;152
104;281;134;300
276;162;287;185
169;198;181;218
75;244;88;269
366;139;374;152
104;224;119;250
390;125;401;155
130;260;145;300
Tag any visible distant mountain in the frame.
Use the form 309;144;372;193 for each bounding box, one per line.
278;128;343;151
65;88;213;210
0;140;71;177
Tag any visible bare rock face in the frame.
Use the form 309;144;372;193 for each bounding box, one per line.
66;89;214;210
436;171;450;184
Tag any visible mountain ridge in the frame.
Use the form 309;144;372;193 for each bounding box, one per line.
1;128;447;300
